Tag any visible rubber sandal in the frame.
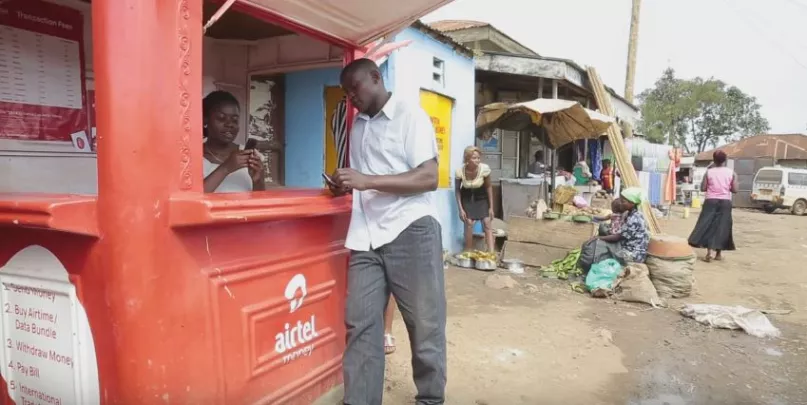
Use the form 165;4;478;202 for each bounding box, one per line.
384;334;396;355
702;256;713;263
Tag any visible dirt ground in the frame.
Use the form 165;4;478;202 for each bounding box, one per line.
383;208;807;405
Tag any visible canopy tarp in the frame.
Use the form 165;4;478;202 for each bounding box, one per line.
476;99;615;148
235;0;454;47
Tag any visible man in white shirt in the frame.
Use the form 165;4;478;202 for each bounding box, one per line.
330;58;446;405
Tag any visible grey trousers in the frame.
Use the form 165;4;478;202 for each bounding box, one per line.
343;216;447;405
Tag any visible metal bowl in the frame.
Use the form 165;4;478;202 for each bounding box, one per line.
475;259;497;271
501;259;524;274
454;257;474;268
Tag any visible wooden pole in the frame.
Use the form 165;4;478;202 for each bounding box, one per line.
538;78;544;99
624;0;641;103
551;79;559;100
622;0;641;139
550;80;558;194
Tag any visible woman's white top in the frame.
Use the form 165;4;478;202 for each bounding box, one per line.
203;157;253;193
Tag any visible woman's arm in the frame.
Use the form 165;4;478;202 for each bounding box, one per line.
204;165;231;193
484;175;494;218
252;176;266;191
700;169;709;192
249;150;266;191
455;178;466;221
203;150;250;192
730;172;738;194
598;233;621;243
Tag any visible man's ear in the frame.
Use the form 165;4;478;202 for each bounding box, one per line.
369;69;382;84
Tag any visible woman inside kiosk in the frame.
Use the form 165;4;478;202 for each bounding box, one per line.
202;90;266;192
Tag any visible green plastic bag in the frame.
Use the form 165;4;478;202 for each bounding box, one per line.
585;259;623;291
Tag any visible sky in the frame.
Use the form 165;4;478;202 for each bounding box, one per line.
423;0;807;135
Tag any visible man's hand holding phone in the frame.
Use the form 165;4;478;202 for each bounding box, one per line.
324;172;351;197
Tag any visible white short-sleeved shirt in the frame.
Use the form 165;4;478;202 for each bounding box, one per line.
203;158;253;193
345;93;439;251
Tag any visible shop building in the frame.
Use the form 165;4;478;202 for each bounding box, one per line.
428;20;639;218
384;22;475;252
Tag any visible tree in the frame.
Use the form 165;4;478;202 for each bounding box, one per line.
637;69;770;153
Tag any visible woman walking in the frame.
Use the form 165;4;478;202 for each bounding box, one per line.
455;146;495;252
688;150;737;262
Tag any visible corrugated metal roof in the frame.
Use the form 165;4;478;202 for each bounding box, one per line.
695;134;807;161
428;20;490;32
410;20;474;58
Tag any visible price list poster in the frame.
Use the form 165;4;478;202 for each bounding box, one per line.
0;0;87;142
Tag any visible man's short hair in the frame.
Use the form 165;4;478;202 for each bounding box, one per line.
341;58;380;81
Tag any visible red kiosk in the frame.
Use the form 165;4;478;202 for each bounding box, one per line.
0;0;451;403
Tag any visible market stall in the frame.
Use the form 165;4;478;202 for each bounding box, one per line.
0;0;452;404
475;98;614;218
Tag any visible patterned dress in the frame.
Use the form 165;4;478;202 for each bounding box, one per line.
619;208;650;262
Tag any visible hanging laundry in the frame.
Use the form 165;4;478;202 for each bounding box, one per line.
649;172;662;206
576;140;586;162
642;157;659;173
588;139;602;181
639;171;652;204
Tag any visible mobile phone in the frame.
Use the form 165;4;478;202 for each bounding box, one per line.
322;173;337;186
245;138;258;150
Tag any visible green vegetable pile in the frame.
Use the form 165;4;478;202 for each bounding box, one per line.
541;248;583;280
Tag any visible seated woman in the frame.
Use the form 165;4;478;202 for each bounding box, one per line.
455;146;495;252
202;91;265;193
580;187;650;271
598;187;649;262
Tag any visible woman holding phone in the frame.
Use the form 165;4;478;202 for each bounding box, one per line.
202;90;265;193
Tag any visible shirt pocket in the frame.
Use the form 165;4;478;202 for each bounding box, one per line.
364;121;406;175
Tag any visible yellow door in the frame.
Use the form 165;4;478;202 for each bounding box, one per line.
324;86;346;179
419;90;453;188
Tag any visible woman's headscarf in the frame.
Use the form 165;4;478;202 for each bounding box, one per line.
621;187;643;206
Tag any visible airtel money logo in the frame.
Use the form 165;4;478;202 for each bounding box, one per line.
285;274;307;313
275;274;318;363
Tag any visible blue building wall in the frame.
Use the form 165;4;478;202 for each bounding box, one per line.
282;29;475;253
283;67;340;188
284;65;391;188
388;28;476;253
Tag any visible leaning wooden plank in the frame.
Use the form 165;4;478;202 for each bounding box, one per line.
587;67;661;235
507;216;595;249
502;241;570;268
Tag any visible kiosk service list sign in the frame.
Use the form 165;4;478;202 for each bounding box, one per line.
0;245;99;405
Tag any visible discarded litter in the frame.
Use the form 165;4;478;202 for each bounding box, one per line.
680;304;781;338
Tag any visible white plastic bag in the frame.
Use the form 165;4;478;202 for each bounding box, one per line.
680;304;781;338
572;195;589;208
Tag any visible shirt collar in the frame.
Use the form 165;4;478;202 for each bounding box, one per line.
358;92;396;121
